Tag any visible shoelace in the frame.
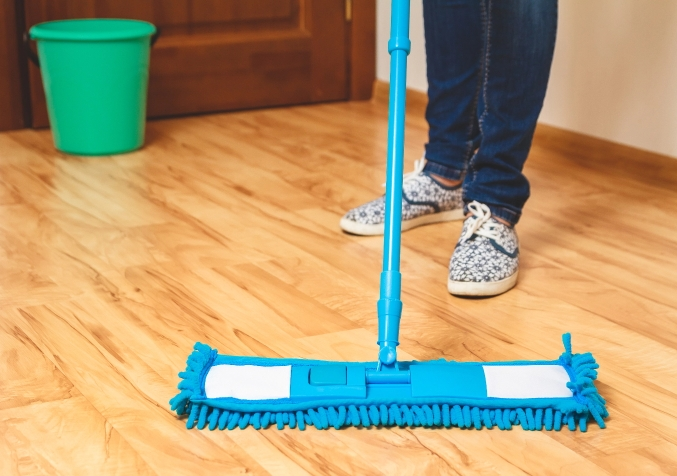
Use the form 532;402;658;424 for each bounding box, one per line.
403;157;426;182
382;157;426;187
461;201;501;243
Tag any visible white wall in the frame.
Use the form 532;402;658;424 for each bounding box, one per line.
376;0;677;159
376;0;428;91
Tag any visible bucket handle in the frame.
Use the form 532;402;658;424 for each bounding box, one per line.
23;32;40;67
151;27;161;47
23;25;162;68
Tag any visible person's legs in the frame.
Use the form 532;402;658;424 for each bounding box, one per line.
422;0;483;182
464;0;558;225
341;0;556;239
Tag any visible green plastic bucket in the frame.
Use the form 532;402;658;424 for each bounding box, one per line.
29;19;157;156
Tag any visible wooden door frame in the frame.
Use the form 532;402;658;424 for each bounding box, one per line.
0;0;31;131
348;0;376;100
2;0;375;130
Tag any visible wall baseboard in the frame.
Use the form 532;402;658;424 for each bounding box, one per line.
372;80;427;117
532;124;677;192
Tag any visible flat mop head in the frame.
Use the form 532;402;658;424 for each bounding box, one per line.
170;334;607;432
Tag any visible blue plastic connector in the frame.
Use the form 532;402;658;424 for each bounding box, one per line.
377;0;411;368
377;271;402;365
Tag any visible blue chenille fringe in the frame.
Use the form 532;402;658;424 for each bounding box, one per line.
169;334;608;432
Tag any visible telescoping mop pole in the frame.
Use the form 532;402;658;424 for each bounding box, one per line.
376;0;411;371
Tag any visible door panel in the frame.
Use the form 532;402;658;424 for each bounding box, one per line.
24;0;349;127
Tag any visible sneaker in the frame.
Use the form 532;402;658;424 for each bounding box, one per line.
340;159;464;235
448;201;519;296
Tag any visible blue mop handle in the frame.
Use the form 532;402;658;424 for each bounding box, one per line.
377;0;411;367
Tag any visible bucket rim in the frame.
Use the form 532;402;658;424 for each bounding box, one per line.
30;19;156;42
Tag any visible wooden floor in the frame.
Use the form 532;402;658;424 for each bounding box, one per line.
2;97;677;476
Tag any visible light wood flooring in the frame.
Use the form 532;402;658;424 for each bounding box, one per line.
2;97;677;475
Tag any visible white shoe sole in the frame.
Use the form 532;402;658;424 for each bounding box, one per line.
447;271;518;297
340;208;465;236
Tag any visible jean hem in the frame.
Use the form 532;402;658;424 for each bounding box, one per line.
423;160;464;181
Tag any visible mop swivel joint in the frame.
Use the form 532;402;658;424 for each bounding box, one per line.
378;345;398;366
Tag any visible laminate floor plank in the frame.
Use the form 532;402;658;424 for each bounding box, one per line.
13;300;270;476
0;397;156;476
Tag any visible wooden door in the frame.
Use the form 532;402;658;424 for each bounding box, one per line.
24;0;374;128
0;0;26;131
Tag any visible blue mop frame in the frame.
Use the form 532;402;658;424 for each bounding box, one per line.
170;334;607;431
170;0;608;432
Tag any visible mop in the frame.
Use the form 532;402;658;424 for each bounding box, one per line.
170;0;607;432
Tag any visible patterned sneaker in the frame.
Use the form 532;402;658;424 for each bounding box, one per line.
340;159;464;235
448;201;519;296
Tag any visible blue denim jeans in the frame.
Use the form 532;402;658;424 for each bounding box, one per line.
422;0;558;225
